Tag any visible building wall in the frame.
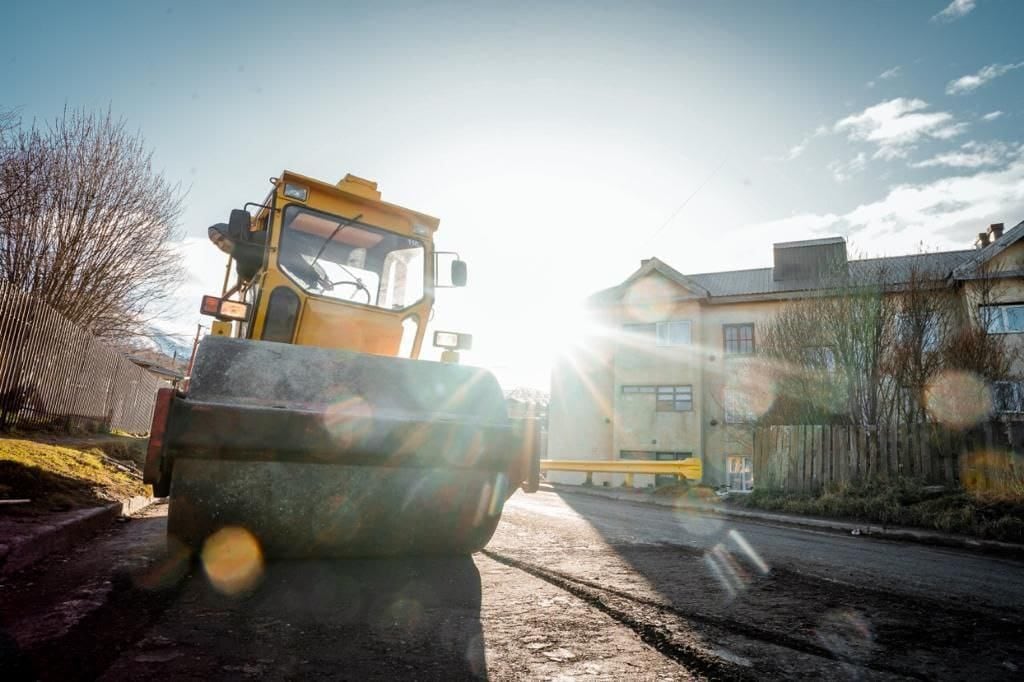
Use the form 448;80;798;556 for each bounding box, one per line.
548;244;1024;491
698;300;784;486
546;331;614;485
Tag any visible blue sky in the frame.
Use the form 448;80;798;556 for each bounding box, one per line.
4;1;1023;388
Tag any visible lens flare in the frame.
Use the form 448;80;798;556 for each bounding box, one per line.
201;526;264;595
723;356;778;421
621;276;677;323
815;609;874;670
961;449;1023;496
321;395;374;452
703;530;769;599
674;507;725;536
925;370;992;428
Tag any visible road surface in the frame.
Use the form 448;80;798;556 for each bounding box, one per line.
2;489;1023;680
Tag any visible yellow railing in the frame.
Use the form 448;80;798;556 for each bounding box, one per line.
540;458;702;486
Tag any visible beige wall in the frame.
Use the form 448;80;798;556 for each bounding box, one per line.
698;300;784;485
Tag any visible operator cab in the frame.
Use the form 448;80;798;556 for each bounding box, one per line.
200;172;469;360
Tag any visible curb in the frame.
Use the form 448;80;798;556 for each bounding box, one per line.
0;496;157;576
544;484;1024;559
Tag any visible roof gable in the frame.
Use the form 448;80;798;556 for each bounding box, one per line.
952;219;1024;279
589;257;710;305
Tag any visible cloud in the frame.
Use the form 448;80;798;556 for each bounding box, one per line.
834;98;967;160
745;145;1024;256
946;62;1024;95
778;125;829;161
910;140;1019;169
932;0;977;23
982;111;1004;121
828;152;868;182
867;66;901;89
879;66;902;80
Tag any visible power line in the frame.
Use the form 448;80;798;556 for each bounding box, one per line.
643;159;725;247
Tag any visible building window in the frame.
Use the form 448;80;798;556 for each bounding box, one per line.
656;385;693;412
622;323;656;338
895;312;940;351
723;323;754;354
657;320;691;346
621;385;657;394
993;381;1024;413
982;304;1024;334
803;346;837;373
724;388;756;423
622;320;691;346
727;456;753;492
620;451;692;487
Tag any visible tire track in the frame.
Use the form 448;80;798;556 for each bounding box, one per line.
483;549;928;680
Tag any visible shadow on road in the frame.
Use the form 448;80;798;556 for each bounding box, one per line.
2;513;487;680
189;556;487;679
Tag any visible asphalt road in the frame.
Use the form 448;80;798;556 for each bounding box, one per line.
2;489;1023;680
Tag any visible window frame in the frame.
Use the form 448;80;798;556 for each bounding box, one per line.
727;455;753;492
621;384;693;411
982;304;1024;334
655;385;693;412
656;320;692;347
723;323;755;355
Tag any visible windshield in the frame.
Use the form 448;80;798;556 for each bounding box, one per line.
278;204;425;310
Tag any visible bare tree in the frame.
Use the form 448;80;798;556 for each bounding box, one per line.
758;253;1018;428
759;266;897;426
0;107;184;338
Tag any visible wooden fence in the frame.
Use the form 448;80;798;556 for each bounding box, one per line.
752;422;1024;492
0;282;162;434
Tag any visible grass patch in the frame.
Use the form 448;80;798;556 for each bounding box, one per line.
730;478;1024;543
652;481;722;502
0;437;148;512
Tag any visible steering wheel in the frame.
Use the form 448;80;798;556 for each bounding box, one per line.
331;279;371;303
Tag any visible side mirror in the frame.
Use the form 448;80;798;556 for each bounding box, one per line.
229;209;251;241
451;259;468;287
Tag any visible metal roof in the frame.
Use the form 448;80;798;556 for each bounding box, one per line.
590;219;1024;306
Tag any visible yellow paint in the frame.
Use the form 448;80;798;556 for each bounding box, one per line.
210;320;232;336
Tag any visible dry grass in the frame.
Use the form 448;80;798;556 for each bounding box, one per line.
0;437;148;512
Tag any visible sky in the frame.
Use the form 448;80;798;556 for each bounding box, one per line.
3;0;1023;389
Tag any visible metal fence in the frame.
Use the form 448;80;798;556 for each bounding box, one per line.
0;282;161;433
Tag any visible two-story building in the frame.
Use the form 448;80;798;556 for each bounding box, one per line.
548;220;1024;491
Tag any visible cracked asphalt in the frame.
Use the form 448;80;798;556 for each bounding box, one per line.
2;489;1023;680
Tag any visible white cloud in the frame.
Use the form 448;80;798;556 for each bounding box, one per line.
982;111;1004;122
910;140;1018;169
946;62;1024;95
932;0;977;23
778;125;828;161
834;98;967;160
745;146;1024;256
867;66;901;89
879;66;902;80
828;152;868;182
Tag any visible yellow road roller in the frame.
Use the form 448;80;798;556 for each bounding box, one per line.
144;171;540;556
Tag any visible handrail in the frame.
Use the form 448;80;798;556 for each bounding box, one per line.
540;458;702;485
